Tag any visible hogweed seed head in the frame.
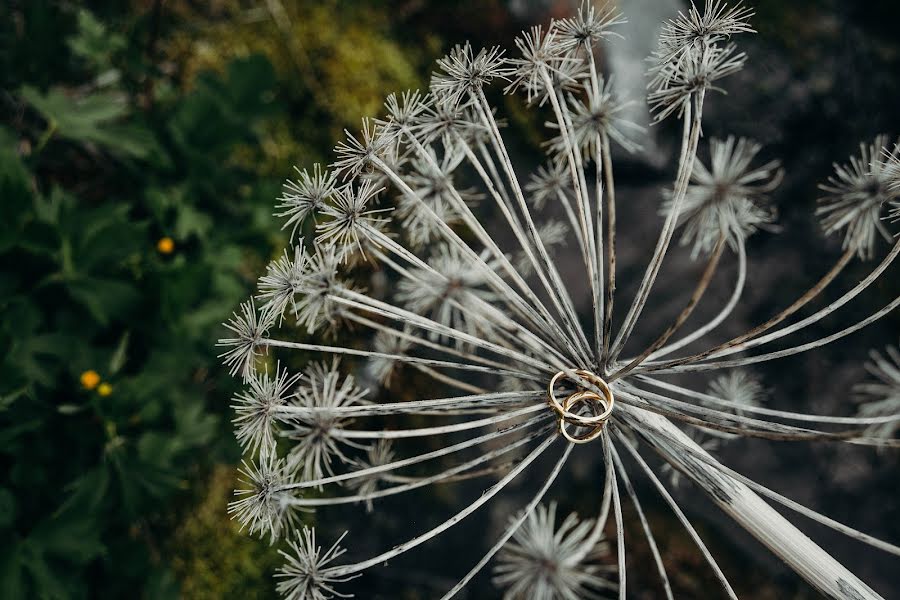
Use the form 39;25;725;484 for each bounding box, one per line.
217;299;275;381
854;343;900;439
432;43;512;108
229;455;302;544
493;502;614;600
285;359;368;485
553;0;627;51
276;164;338;240
316;179;391;261
232;362;302;457
219;2;900;598
275;527;357;600
817;135;900;259
257;245;308;322
665;136;782;257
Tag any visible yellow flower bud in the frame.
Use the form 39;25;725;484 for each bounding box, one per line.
157;237;175;254
80;370;101;390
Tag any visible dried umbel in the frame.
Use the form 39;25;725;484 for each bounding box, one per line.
218;1;900;598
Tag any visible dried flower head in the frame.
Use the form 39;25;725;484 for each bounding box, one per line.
284;360;368;485
493;502;614;599
276;164;338;240
217;300;275;381
554;1;626;51
666;136;782;257
854;343;900;439
232;363;302;457
229;455;302;544
275;527;357;600
220;3;900;598
432;43;511;108
817;135;900;259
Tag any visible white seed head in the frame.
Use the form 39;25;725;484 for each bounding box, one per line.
276;527;357;600
218;299;275;381
257;245;308;322
526;158;572;210
276;164;337;240
232;363;302;457
816;135;900;259
332;118;397;180
229;455;302;544
854;343;900;439
395;245;501;347
367;330;413;387
553;0;627;51
550;78;643;156
506;25;579;104
493;502;613;600
345;439;396;513
431;43;511;107
648;42;747;122
285;359;368;485
665;136;782;257
656;0;755;63
316;179;391;262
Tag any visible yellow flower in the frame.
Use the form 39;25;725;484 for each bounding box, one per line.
80;370;101;390
97;382;113;397
157;236;175;254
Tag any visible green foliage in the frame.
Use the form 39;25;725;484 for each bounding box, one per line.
0;7;285;598
0;1;438;596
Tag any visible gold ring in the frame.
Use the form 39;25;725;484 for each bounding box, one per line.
547;369;615;427
558;390;608;444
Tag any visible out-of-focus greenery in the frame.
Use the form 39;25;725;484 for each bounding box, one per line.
0;2;429;597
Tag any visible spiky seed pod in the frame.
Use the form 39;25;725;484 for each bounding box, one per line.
656;0;755;62
493;502;614;600
854;344;900;439
366;331;413;387
816;135;900;259
550;78;643;156
276;164;338;240
316;179;391;261
506;25;579;104
553;0;627;51
526;158;572;210
395;244;503;347
284;359;368;485
332;118;397;181
232;363;303;457
229;455;303;544
648;42;747;121
431;43;512;108
217;299;275;381
275;528;357;600
345;440;396;513
665;136;783;257
257;245;308;321
292;245;361;336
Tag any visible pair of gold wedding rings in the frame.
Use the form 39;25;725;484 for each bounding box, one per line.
547;369;615;444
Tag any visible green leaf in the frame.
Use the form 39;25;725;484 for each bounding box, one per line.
29;511;105;565
0;488;16;528
66;277;139;325
67;9;126;74
0;128;33;251
20;86;158;159
108;331;129;375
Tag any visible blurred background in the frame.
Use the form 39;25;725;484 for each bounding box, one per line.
1;0;899;598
